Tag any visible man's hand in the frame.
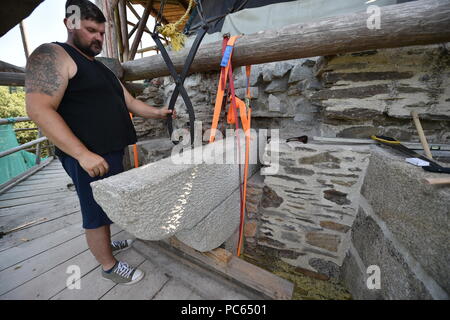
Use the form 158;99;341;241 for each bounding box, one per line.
77;151;110;178
158;106;177;119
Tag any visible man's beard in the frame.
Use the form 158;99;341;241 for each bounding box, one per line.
73;34;102;57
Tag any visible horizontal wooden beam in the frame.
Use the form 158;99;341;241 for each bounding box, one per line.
0;71;143;96
0;72;25;86
135;239;294;300
0;60;25;73
122;0;450;81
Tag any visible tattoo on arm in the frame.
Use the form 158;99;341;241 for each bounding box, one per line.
25;44;64;96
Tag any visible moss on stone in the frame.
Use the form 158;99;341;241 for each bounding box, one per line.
242;250;352;300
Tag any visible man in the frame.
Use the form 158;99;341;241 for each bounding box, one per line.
25;0;175;285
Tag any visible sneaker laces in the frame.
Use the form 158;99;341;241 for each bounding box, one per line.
114;261;134;278
111;240;128;250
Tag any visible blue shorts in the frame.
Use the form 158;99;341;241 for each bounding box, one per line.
59;150;125;229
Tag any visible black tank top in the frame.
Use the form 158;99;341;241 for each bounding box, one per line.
53;42;137;157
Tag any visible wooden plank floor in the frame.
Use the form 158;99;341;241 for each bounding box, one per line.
0;159;260;300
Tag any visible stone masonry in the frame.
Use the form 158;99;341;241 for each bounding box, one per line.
340;146;449;299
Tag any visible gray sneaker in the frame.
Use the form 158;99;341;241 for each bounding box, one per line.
102;261;145;285
111;239;134;254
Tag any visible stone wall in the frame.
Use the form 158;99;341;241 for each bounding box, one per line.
133;43;450;152
243;141;371;280
128;44;450;295
340;146;449;299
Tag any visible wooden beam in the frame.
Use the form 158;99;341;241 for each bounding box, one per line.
19;21;30;59
136;45;157;53
96;0;120;59
122;0;450;81
168;237;233;267
0;72;25;86
0;60;25;73
136;239;294;300
114;5;124;61
129;0;153;60
118;0;130;61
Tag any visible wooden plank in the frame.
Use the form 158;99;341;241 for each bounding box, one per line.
0;204;80;242
5;182;72;193
169;237;233;267
26;172;68;179
0;187;71;201
100;259;170;300
50;240;142;300
0;157;54;195
0;223;85;271
0;225;122;296
0;191;77;209
123;0;450;81
150;239;293;300
0;212;81;252
0;197;79;218
133;240;260;300
12;178;72;187
152;278;204;300
1;230;132;300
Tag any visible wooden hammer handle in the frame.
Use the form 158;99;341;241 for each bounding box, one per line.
424;178;450;185
411;111;433;159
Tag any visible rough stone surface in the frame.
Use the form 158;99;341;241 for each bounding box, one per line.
268;94;281;112
340;248;383;300
350;206;435;299
361;146;450;293
175;188;241;252
253;141;371;276
91;138;258;251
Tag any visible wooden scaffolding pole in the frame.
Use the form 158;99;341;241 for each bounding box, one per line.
118;0;130;61
128;0;153;61
96;0;119;59
122;0;450;81
19;21;30;59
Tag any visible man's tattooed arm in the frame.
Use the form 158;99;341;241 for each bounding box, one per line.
25;44;64;97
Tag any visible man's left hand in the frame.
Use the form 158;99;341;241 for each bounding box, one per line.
159;106;177;119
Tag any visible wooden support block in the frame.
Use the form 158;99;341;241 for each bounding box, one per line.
148;238;294;300
168;237;232;267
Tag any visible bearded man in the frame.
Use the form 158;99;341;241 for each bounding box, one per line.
25;0;174;285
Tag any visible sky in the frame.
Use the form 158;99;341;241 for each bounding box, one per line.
0;0;156;68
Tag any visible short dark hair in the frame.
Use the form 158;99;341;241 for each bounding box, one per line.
65;0;106;23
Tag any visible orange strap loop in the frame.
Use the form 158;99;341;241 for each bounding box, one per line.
209;35;253;256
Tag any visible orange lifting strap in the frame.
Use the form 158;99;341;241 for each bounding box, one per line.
209;35;252;257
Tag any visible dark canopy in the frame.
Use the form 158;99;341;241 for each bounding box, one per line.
0;0;45;37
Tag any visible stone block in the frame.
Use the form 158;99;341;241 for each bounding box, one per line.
350;206;436;299
268;94;281;112
175;188;241;252
91;138;259;251
361;146;450;293
339;248;383;300
265;78;289;94
288;65;313;84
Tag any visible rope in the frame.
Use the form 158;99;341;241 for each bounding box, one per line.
157;0;195;51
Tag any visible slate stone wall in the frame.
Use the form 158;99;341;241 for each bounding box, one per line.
129;44;449;287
